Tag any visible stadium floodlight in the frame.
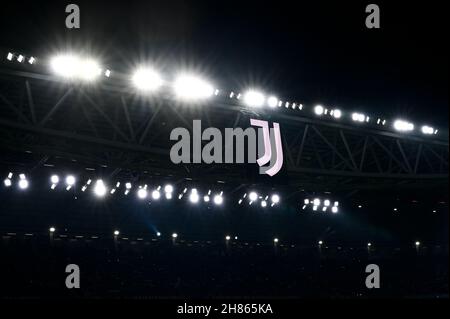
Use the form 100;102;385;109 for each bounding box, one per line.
324;199;330;207
4;178;12;187
331;109;342;119
225;235;231;241
352;113;366;122
318;240;323;245
132;67;163;92
49;227;56;233
18;179;29;190
164;184;174;193
271;194;280;204
261;200;267;208
249;192;258;202
273;238;279;243
78;58;102;80
421;125;434;135
172;233;178;239
93;179;107;197
156;232;161;237
415;241;420;247
173;75;214;100
331;206;338;213
17;55;24;63
125;182;132;189
7;52;14;61
50;54;102;81
358;205;362;208
137;188;148;199
203;195;210;202
312;205;318;211
267;96;278;108
213;194;223;205
313;198;321;206
189;191;199;203
304;199;310;205
28;57;35;64
152;190;161;200
50;175;59;184
367;242;372;247
65;175;76;186
243;90;265;107
314;105;324;115
104;69;111;77
114;230;120;236
393;119;414;132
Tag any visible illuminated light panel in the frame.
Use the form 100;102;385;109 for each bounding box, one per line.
243;90;265;107
314;105;324;115
267;96;278;108
352;113;366;122
93;179;107;197
152;190;161;200
137;188;148;199
174;75;214;99
421;125;434;135
18;179;29;189
271;194;280;204
249;192;258;202
7;52;14;61
332;109;342;119
132;67;163;91
50;55;102;81
4;178;12;187
393;119;414;132
213;194;223;205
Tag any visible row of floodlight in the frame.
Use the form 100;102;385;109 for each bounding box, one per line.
4;173;286;209
237;191;280;208
46;226;423;248
4;51;440;137
302;198;339;213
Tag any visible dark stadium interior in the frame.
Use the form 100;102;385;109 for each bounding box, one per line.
0;1;448;299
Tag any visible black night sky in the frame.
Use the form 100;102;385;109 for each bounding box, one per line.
0;1;448;128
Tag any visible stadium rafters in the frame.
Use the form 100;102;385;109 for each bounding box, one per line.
0;52;448;192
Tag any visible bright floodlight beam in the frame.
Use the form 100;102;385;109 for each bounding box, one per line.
152;190;161;200
18;179;29;189
243;90;265;107
164;184;174;193
189;191;199;203
213;194;223;205
271;194;280;205
174;75;214;100
267;96;278;108
314;105;324;115
421;125;434;135
65;175;76;186
393;119;414;132
93;179;107;197
50;175;59;184
137;188;148;199
50;54;102;81
249;192;258;202
132;67;163;92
